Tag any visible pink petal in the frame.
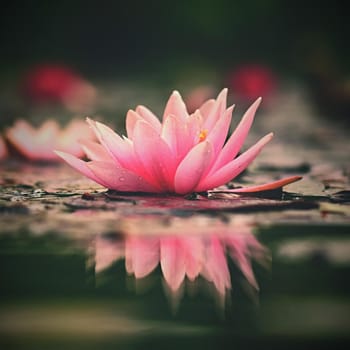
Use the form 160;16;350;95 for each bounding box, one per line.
126;109;141;139
126;109;160;139
95;236;124;272
163;90;189;123
211;97;262;173
234;250;258;289
37;119;60;141
135;105;162;133
94;121;138;170
133;120;176;191
199;99;215;119
125;236;160;278
228;232;268;289
7;120;57;160
206;105;234;156
201;236;231;296
174;141;213;194
54;151;107;186
78;139;115;162
58;120;94;158
160;237;186;292
6;124;37;158
64;119;95;141
161;114;194;161
87;160;159;192
183;237;204;280
86;118;116;158
196;133;273;191
161;114;181;155
224;175;303;193
202;88;227;130
186;110;203;146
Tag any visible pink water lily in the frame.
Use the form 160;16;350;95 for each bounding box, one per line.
6;118;95;161
56;89;277;194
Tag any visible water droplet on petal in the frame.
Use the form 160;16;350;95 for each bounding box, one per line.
119;176;125;182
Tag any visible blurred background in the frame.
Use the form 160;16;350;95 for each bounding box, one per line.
1;2;350;349
0;0;349;126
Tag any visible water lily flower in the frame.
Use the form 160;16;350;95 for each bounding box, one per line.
6;118;95;162
20;64;97;114
0;135;8;160
228;64;277;102
57;89;284;194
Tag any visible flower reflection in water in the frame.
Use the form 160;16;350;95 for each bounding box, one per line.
94;216;269;308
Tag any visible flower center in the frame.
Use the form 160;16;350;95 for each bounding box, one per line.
199;129;208;142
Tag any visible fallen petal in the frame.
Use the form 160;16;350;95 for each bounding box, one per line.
224;175;303;193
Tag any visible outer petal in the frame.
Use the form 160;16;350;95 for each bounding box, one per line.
211;97;262;173
94;121;138;170
196;133;273;191
87;160;160;192
174;141;213;194
54;151;107;186
133;120;176;191
126;109;142;139
126;109;161;139
163;90;189;123
78;139;115;162
135;105;162;133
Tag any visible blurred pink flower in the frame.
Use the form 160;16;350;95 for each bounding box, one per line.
6;119;95;162
184;85;215;114
20;64;97;113
56;89;275;194
228;64;277;102
0;135;8;160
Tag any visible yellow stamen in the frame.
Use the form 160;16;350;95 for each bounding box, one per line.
199;129;208;142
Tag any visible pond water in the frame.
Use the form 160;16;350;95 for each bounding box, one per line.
0;166;349;349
